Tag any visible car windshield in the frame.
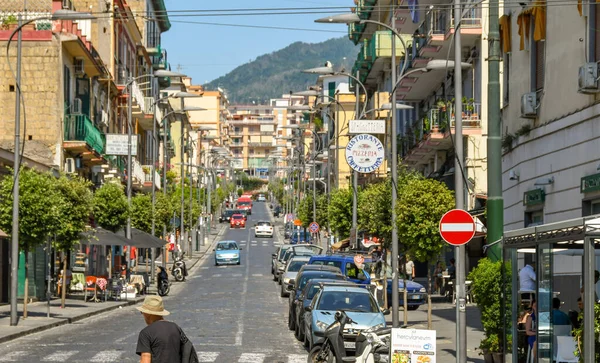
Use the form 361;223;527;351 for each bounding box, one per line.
232;215;243;220
310;260;343;269
217;242;238;250
317;291;378;313
287;260;307;272
278;247;290;260
306;285;322;299
257;222;272;227
223;210;234;216
238;201;251;206
298;273;343;291
283;250;294;262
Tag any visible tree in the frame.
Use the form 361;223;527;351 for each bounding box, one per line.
131;194;152;234
328;188;353;239
0;168;64;317
154;192;174;237
170;184;201;231
93;182;129;233
358;180;392;246
396;177;454;327
54;175;93;308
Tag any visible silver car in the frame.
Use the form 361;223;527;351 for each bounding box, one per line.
280;256;311;297
272;244;293;276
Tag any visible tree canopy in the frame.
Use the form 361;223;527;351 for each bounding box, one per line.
54;175;94;251
327;187;353;239
92;182;129;233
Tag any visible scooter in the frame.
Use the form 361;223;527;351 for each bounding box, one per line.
157;266;170;296
172;252;188;282
308;310;390;363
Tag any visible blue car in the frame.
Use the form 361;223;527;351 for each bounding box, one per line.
290;231;312;245
214;240;241;266
386;278;427;310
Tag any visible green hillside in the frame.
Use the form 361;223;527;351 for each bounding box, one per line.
204;37;358;104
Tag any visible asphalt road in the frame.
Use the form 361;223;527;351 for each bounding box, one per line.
0;202;308;362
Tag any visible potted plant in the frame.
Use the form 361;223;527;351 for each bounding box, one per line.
468;258;511;363
142;166;151;174
0;15;17;31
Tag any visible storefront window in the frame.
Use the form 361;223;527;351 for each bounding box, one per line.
536;243;553;362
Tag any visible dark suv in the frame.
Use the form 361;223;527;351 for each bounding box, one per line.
219;209;235;223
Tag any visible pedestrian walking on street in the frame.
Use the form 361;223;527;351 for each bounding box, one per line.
136;295;198;363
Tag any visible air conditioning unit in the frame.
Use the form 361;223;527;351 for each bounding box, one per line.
520;92;538;118
64;158;76;174
72;98;83;114
74;58;84;76
578;62;600;93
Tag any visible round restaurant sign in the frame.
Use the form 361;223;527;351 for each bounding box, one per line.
345;134;385;173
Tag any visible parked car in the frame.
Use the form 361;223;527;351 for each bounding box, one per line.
273;205;282;217
303;283;387;351
280;255;311;297
214;240;241;266
254;221;273;238
230;214;246;228
284;222;294;239
293;278;353;342
308;254;372;285
275;245;323;284
290;230;312;245
257;194;266;202
272;244;293;275
385;277;427;310
219;209;235;223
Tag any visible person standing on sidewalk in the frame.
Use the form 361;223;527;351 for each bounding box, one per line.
404;255;415;281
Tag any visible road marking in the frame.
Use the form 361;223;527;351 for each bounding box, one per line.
200;266;210;270
212;274;222;277
0;351;27;362
288;354;308;363
114;331;136;343
238;353;265;362
41;351;78;361
197;352;219;362
232;273;243;277
89;350;124;362
235;228;252;346
252;273;263;277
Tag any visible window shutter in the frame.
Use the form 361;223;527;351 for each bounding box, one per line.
595;3;600;61
535;40;545;90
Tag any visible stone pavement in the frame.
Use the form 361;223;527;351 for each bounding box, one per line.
0;224;226;344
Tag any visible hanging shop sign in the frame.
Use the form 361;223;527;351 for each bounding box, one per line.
106;134;138;156
345;134;385;173
349;119;386;134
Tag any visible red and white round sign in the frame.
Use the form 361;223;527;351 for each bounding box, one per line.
439;209;476;246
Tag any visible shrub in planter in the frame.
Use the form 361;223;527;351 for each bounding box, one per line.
468;258;511;355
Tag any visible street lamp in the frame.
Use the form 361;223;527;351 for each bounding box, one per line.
6;9;96;326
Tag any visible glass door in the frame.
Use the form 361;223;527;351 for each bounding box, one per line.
536;243;553;362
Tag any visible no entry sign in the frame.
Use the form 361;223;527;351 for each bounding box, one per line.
439;209;476;246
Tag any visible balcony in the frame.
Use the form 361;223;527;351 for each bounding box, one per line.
228;118;277;124
248;142;273;147
230;142;245;147
142;165;161;191
347;0;392;45
449;102;482;130
63;114;105;162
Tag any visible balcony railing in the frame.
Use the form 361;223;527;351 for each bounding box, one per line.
248;142;273;147
450;103;482;128
64;114;105;155
143;165;161;190
143;97;155;115
132;158;146;186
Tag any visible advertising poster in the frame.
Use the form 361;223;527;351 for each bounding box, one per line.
390;328;436;363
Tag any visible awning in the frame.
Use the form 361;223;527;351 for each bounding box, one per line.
499;14;511;53
116;227;166;248
80;227;131;247
517;0;546;51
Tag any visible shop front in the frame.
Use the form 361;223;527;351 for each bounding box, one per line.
503;216;600;362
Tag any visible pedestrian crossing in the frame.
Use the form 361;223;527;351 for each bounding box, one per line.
0;350;308;362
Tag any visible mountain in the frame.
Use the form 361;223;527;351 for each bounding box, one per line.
204;37;358;104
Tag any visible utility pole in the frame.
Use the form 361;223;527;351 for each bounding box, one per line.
454;0;467;361
150;89;157;284
390;20;400;328
126;73;133;267
351;70;359;249
10;10;23;326
487;0;502;262
162;109;168;268
180;111;185;254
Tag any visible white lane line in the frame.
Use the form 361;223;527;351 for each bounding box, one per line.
115;331;137;343
200;267;210;270
197;352;219;362
89;350;124;362
212;274;222;277
252;273;263;277
235;227;252;346
288;354;308;363
238;353;265;362
0;351;28;362
42;351;79;361
232;273;243;277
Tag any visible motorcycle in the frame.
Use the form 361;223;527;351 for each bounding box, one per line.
308;310;390;363
157;266;170;296
172;252;188;282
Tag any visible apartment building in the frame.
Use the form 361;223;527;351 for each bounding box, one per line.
500;1;600;229
0;0;173;299
342;0;489;268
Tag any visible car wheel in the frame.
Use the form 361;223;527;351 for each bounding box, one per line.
273;273;278;282
297;320;305;342
304;330;311;349
280;284;286;297
407;305;419;311
288;311;295;330
236;261;240;265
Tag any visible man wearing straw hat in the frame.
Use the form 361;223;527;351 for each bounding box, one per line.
136;296;181;363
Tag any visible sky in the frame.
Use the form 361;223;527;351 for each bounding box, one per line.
161;0;351;85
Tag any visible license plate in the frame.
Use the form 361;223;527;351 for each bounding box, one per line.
410;294;421;300
343;341;355;349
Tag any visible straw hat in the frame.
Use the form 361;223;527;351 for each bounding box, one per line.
136;295;170;316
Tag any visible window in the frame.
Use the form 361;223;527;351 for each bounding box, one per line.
582;199;600;216
328;82;336;100
525;210;543;227
595;3;600;61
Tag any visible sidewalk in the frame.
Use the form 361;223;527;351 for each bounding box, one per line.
0;224;225;344
387;302;485;362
